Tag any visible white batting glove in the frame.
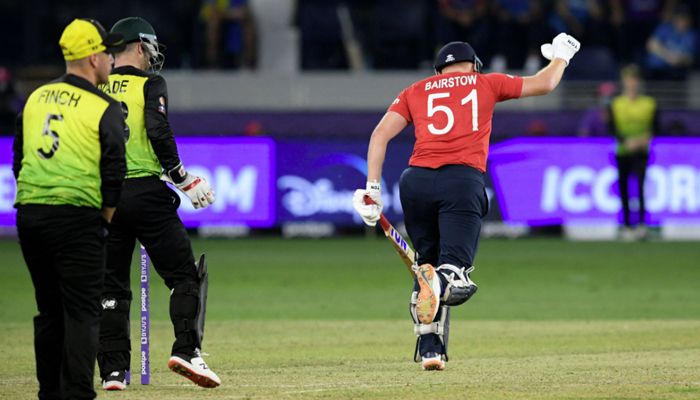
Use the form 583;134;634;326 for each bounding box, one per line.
161;163;215;209
540;33;580;65
352;181;383;226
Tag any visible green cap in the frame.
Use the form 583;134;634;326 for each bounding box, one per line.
110;17;166;50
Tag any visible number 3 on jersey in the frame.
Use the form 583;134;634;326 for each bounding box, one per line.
427;90;478;135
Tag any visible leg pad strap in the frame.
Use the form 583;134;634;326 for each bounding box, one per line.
173;318;197;334
172;282;200;297
100;339;131;353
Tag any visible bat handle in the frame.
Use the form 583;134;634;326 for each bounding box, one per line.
362;194;393;232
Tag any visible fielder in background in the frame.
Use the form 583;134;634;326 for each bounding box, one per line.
13;19;126;399
609;64;657;241
96;17;220;390
353;33;580;371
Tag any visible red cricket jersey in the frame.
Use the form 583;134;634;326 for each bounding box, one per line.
388;72;523;172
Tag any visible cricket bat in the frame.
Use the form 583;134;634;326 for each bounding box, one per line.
363;195;416;279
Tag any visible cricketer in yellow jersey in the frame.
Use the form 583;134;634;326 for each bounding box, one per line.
95;17;220;390
13;18;127;400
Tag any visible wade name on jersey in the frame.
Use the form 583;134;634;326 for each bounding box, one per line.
425;75;477;91
99;79;130;94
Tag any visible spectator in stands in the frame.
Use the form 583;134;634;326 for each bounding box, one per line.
296;0;348;69
548;0;608;46
371;0;427;69
610;0;676;64
608;65;657;240
645;5;698;80
200;0;257;69
491;0;545;73
577;81;617;137
436;0;492;65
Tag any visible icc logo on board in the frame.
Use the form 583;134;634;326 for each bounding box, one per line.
541;165;700;214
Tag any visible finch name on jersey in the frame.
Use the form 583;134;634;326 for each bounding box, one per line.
425;75;477;91
36;89;81;107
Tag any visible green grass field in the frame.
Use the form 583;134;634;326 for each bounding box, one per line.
1;237;699;399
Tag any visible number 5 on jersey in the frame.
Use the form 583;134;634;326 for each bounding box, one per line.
38;114;63;159
427;90;478;135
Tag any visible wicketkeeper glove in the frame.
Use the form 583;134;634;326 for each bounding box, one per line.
352;181;383;227
540;33;581;65
161;163;215;209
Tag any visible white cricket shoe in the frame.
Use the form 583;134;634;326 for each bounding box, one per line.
421;352;445;371
103;370;127;390
415;264;441;325
168;348;221;388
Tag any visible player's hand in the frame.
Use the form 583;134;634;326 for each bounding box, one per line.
540;33;580;65
161;164;215;209
352;182;383;226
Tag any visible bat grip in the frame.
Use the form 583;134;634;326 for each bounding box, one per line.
362;195;392;231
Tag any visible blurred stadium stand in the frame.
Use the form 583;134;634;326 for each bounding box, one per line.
2;0;700;135
1;0;699;238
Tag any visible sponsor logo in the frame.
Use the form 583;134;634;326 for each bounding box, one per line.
391;228;408;252
141;253;148;281
141;351;148;374
141;288;147;311
278;176;401;222
392;98;400;105
541;165;700;214
141;316;148;343
0;137;275;228
158;96;166;115
170;166;259;214
102;299;117;309
445;54;455;62
278;152;404;223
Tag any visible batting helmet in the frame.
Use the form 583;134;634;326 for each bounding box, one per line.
434;42;483;74
110;17;166;74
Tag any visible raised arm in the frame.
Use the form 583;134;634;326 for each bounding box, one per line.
521;59;568;97
521;33;580;98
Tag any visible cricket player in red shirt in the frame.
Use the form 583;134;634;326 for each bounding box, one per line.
353;33;580;371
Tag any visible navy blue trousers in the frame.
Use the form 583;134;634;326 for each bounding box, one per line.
399;165;489;356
